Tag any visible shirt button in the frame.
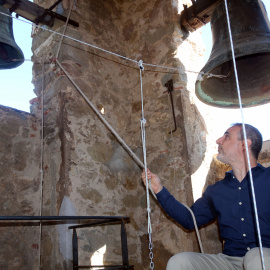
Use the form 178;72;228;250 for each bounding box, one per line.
239;202;242;205
241;218;244;221
247;247;250;251
243;234;246;237
238;187;241;190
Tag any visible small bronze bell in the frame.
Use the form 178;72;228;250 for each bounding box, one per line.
195;0;270;108
0;6;24;69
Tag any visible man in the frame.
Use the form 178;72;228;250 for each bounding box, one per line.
142;123;270;270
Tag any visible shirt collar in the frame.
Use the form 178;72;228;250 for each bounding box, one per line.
224;163;265;188
226;163;265;176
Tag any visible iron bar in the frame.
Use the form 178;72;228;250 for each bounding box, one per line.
0;216;129;221
165;79;177;134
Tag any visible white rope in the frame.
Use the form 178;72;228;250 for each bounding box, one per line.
182;203;204;253
55;0;75;59
55;59;146;170
57;55;201;263
1;4;247;258
139;60;154;270
1;10;225;79
38;57;45;270
224;1;265;269
197;71;227;81
0;11;138;64
166;90;204;252
3;3;209;257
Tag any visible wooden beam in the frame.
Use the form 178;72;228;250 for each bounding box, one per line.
180;0;223;32
0;0;79;27
1;0;54;26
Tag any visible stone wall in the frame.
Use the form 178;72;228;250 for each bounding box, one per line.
0;105;41;270
30;0;204;269
2;0;269;270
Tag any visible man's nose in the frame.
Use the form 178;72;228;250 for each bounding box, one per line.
216;136;222;144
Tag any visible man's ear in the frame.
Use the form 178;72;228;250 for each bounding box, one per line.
242;139;252;150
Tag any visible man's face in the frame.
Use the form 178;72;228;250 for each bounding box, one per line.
216;125;243;165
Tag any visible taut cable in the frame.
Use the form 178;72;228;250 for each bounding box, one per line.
224;1;265;269
0;10;226;79
139;60;154;270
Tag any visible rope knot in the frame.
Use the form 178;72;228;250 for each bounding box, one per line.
197;72;204;82
147;207;151;213
140;118;146;125
138;60;144;70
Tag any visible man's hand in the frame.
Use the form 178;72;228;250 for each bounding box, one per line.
141;169;163;194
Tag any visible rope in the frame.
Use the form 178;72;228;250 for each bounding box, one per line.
182;203;204;253
196;71;226;81
224;1;265;269
38;58;45;270
1;3;254;259
166;91;204;252
139;64;204;255
0;10;225;79
139;60;154;270
55;0;75;59
2;2;213;258
55;59;146;170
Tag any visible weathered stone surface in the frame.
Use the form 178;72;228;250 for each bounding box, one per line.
0;106;40;269
77;187;102;203
5;0;269;269
87;142;113;163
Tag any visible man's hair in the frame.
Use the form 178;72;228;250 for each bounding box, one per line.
231;123;263;160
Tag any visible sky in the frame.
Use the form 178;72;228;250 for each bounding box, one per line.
1;1;270;140
1;15;34;112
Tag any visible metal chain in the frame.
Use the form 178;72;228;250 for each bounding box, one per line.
149;232;154;270
139;60;155;270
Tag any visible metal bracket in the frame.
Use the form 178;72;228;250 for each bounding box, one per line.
1;0;79;27
34;0;62;25
0;216;133;270
180;0;222;32
165;79;177;134
9;0;20;13
48;0;63;11
34;0;79;27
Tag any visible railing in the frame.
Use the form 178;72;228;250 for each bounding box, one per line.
0;216;134;270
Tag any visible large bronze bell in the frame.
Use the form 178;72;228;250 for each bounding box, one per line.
195;0;270;108
0;6;24;69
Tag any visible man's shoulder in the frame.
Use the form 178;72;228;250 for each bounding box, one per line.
252;163;270;175
255;163;270;177
257;163;268;171
204;179;225;193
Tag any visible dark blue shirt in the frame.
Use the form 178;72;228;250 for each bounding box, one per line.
157;164;270;257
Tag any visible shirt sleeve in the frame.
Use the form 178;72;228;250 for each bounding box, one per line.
157;186;217;230
191;185;218;227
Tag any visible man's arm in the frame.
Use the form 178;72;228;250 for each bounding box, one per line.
141;169;217;229
141;169;195;228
